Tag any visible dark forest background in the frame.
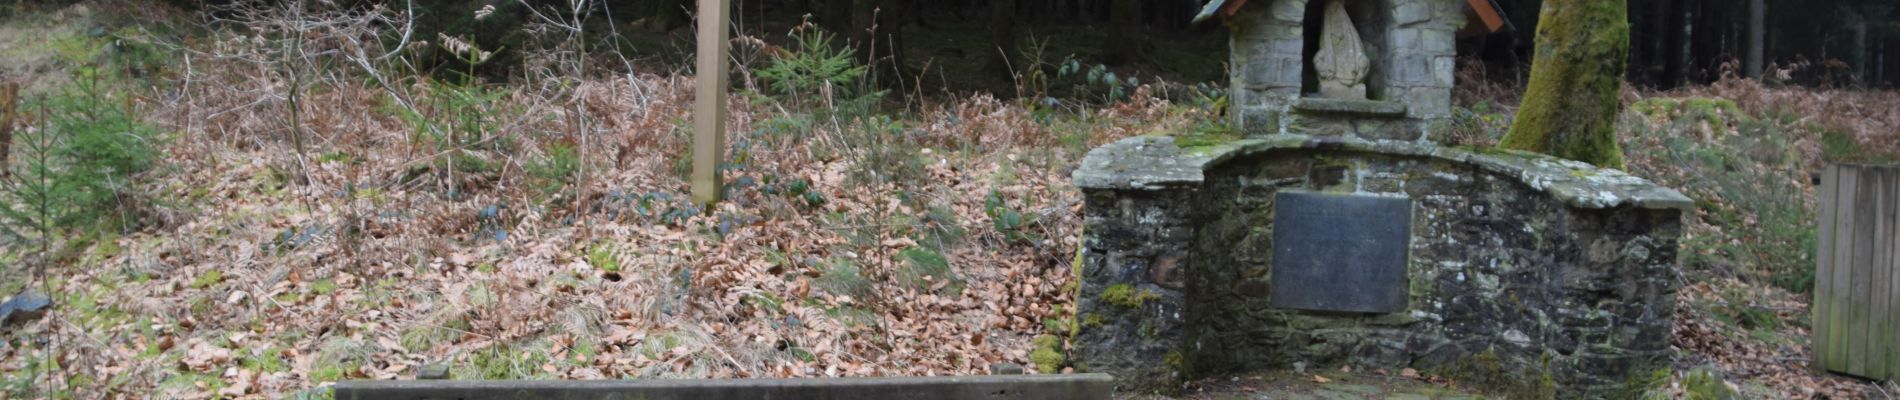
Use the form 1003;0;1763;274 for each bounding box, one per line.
161;0;1900;92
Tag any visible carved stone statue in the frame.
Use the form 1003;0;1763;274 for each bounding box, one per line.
1313;0;1369;99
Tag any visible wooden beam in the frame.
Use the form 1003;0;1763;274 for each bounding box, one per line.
1218;0;1249;19
1466;0;1507;33
333;374;1117;400
691;0;732;208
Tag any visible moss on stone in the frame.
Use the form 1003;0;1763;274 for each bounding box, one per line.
1029;334;1067;374
1163;351;1185;373
1618;366;1671;399
1173;128;1242;152
1497;0;1629;170
1431;349;1557;399
1101;283;1160;308
1081;313;1107;328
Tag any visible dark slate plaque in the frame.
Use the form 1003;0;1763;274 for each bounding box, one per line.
1269;191;1412;313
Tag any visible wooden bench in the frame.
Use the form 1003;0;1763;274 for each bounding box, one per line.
333;374;1116;400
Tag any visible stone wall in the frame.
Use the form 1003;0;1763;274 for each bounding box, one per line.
1071;136;1690;397
1228;0;1462;142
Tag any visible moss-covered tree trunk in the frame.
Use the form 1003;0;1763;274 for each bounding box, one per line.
1498;0;1629;169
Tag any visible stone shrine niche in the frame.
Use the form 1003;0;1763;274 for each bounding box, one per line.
1305;0;1378;100
1228;0;1463;142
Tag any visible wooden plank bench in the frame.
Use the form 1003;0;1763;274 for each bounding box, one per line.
333;374;1116;400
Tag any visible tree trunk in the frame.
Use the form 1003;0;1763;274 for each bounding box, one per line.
1626;0;1649;85
986;0;1019;80
1498;0;1629;169
1103;0;1139;65
1688;0;1720;83
821;0;853;35
1851;12;1869;85
1745;0;1765;78
1659;0;1686;88
1644;0;1668;84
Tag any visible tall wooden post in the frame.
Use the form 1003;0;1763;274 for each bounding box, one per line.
691;0;731;208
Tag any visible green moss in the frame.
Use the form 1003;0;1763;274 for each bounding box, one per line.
240;346;290;374
587;241;620;273
1621;366;1671;399
1682;98;1744;126
400;314;472;353
1632;97;1747;129
1679;367;1735;400
310;278;338;295
1100;283;1161;308
1081;313;1106;328
1497;0;1628;169
1163;351;1185;372
457;341;554;380
191;269;223;289
1028;335;1066;374
1432;349;1557;399
309;337;369;383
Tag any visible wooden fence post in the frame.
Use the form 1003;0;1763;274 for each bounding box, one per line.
691;0;732;208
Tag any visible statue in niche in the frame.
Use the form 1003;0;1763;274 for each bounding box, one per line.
1313;0;1369;99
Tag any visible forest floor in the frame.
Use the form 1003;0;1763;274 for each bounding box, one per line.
0;2;1896;399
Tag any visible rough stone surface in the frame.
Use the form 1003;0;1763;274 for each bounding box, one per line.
1228;0;1463;142
1072;135;1688;397
0;290;50;327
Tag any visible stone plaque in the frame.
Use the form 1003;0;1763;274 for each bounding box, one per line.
1269;191;1411;313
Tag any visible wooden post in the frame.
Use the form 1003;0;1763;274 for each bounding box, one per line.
691;0;731;208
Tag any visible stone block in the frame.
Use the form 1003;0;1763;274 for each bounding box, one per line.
1421;28;1456;54
1434;56;1456;86
1408;87;1451;118
1354;119;1423;142
1246;56;1304;87
1394;1;1431;26
1239;107;1281;135
1286;115;1352;137
1391;53;1436;85
1269;0;1306;23
1270;38;1305;57
1389;28;1421;52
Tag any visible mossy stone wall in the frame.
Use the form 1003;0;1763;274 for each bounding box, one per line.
1071;136;1688;397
